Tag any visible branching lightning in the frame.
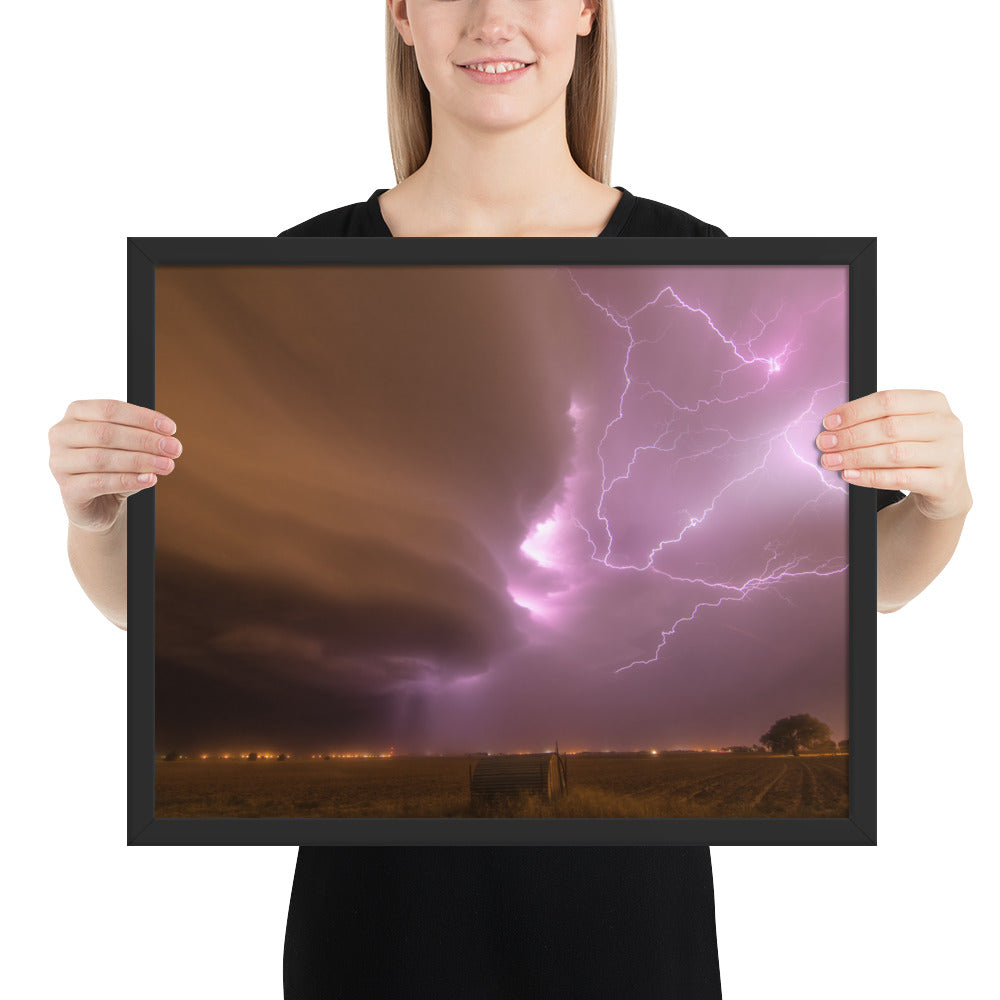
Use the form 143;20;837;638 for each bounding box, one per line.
520;272;849;674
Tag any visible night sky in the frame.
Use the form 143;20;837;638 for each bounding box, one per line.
153;263;850;755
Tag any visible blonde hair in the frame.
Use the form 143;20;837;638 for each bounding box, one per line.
385;1;617;184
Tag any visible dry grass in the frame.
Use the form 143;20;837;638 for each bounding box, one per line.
154;752;848;819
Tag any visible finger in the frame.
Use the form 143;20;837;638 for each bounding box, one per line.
62;420;183;459
815;411;943;453
838;464;926;493
819;440;945;474
51;447;177;478
65;399;177;434
822;389;950;432
63;470;161;503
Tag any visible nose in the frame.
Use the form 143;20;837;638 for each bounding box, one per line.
467;0;518;44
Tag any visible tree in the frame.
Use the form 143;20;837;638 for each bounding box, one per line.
760;714;832;756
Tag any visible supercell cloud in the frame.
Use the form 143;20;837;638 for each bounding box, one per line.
153;263;849;754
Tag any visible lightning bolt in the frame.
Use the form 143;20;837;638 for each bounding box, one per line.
518;271;848;674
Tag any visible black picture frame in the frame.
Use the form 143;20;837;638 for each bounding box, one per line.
127;236;877;847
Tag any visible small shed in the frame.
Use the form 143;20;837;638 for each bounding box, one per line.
470;750;568;804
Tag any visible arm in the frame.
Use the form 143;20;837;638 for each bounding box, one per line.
816;389;972;615
68;505;128;630
50;399;182;631
876;491;972;613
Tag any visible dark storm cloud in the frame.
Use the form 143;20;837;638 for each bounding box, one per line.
153;266;580;750
152;263;852;754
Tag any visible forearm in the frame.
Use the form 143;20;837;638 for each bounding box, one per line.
876;491;971;613
67;505;128;630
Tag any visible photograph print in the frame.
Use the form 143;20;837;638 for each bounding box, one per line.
149;253;855;824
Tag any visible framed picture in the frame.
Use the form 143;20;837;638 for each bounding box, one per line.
127;236;878;847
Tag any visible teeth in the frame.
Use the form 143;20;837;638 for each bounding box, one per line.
466;62;527;74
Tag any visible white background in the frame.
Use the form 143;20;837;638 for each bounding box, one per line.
6;2;996;997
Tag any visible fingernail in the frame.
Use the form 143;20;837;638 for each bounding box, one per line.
156;417;176;433
824;414;842;430
843;470;859;480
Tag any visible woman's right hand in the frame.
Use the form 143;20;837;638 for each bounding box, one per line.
48;399;182;534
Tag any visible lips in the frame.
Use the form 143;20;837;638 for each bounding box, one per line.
458;62;534;83
458;59;534;68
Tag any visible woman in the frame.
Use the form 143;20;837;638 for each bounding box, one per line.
48;2;973;997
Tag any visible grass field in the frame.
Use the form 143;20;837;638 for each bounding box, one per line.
154;752;848;819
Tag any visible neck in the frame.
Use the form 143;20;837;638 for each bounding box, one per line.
404;95;594;235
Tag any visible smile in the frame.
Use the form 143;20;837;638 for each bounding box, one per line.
459;62;533;83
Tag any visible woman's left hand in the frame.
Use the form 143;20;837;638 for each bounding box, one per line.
817;389;973;520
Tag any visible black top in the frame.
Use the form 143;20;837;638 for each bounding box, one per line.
278;184;726;239
278;188;906;1000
